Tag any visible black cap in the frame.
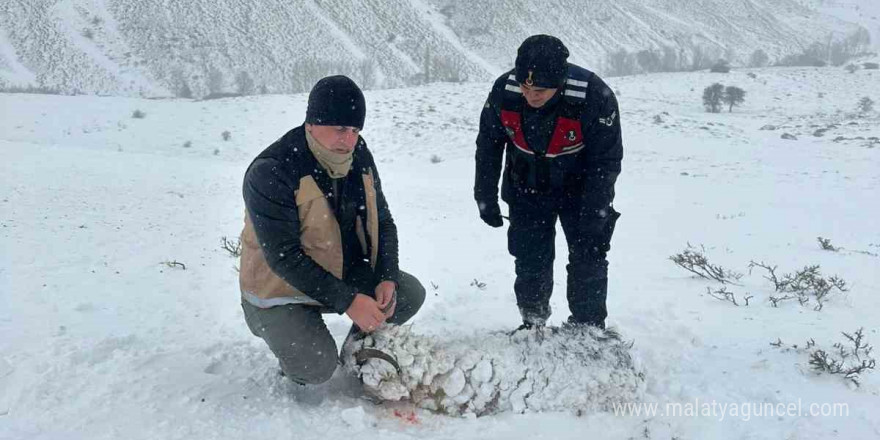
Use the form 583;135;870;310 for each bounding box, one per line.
514;35;569;88
305;75;366;129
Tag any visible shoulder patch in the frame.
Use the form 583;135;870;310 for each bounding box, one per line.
562;76;588;103
599;110;617;127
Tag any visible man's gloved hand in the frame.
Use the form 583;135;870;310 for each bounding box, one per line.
477;199;504;228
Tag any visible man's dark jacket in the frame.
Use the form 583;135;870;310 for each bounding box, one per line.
241;125;398;314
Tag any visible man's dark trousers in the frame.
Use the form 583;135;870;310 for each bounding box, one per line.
507;191;619;327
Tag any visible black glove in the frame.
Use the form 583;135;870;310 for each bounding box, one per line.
477;199;504;228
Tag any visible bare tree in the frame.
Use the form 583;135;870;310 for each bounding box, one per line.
423;46;431;84
206;66;225;96
289;57;356;92
702;83;724;113
749;49;769;68
722;86;745;112
691;45;714;71
170;69;193;99
431;56;467;83
830;28;873;65
636;49;662;73
660;46;680;72
607;49;636;77
235;71;255;96
358;59;376;90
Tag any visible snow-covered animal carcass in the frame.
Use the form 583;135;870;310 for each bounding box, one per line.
342;324;645;416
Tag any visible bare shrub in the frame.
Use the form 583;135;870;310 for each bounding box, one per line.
221;236;241;257
705;286;752;306
670;244;742;284
808;328;875;387
857;97;874;114
749;261;847;311
161;260;186;270
131;109;146;119
710;60;731;73
772;329;875;387
817;236;839;252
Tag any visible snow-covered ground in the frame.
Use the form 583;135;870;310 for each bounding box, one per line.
1;65;879;439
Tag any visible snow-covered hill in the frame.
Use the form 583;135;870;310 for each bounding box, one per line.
799;0;880;50
1;63;878;438
0;0;874;96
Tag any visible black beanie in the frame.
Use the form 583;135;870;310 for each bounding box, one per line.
305;75;366;129
514;35;570;88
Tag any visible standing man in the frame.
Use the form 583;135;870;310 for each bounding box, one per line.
240;75;425;385
474;35;623;330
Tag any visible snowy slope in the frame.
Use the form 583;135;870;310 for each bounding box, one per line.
1;65;879;438
799;0;880;50
436;0;861;70
0;0;873;95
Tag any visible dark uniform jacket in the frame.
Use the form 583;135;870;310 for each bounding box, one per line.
474;63;623;215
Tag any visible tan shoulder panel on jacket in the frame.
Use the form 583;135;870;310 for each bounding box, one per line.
296;175;325;206
296;175;344;279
